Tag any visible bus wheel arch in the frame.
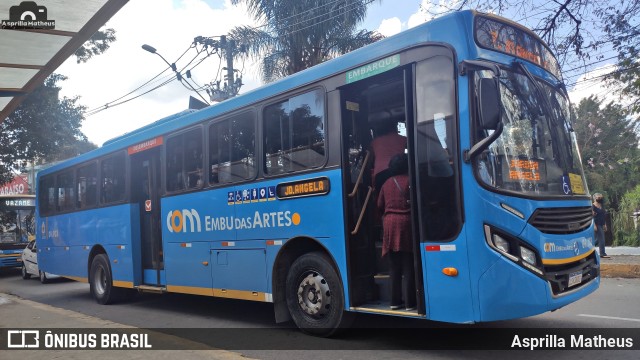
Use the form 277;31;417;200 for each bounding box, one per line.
87;245;107;279
272;237;350;336
87;246;132;304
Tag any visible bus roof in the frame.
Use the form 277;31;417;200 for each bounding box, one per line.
38;10;556;177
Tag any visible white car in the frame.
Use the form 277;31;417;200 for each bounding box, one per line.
21;240;58;283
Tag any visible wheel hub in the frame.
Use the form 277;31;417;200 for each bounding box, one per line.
297;271;331;317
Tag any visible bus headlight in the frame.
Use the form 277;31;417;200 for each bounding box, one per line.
493;234;510;253
484;224;543;275
520;246;536;266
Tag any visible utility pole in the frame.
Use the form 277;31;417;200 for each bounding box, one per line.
222;36;235;97
195;35;244;103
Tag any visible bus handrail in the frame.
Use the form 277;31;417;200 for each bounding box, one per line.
348;150;370;198
351;186;372;235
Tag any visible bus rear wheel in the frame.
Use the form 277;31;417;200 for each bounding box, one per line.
89;254;131;304
285;252;350;337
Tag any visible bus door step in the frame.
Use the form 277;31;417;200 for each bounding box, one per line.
135;285;166;293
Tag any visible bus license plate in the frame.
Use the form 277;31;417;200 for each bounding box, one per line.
568;271;582;287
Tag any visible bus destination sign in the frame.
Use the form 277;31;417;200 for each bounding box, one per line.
475;16;562;80
276;177;330;200
128;136;163;155
500;158;546;184
1;198;36;208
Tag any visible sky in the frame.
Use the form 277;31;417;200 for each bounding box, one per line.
55;0;619;146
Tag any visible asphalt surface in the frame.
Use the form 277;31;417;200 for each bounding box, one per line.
0;248;640;360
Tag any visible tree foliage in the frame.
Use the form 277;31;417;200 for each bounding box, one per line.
0;27;113;184
426;1;639;115
0;75;97;184
74;28;117;64
229;0;383;82
573;95;640;209
611;184;640;246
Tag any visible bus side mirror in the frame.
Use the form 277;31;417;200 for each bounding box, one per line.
478;78;501;130
463;77;504;163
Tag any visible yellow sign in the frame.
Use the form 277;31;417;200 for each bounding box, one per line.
568;173;585;195
276;177;330;199
346;101;360;112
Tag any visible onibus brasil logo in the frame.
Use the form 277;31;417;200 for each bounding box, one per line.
167;209;301;233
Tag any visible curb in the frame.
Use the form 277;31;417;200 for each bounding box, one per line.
600;263;640;278
0;293;254;359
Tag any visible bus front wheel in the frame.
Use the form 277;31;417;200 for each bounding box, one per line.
285;252;350;337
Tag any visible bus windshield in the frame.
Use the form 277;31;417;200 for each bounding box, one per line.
475;66;588;197
0;208;35;244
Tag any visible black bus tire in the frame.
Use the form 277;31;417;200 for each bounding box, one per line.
286;252;351;337
89;254;123;304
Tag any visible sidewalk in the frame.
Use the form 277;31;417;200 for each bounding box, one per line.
599;246;640;278
0;292;253;360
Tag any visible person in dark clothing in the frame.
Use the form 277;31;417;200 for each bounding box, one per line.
377;153;415;311
592;193;609;258
370;119;407;191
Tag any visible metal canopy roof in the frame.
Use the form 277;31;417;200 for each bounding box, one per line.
0;0;129;123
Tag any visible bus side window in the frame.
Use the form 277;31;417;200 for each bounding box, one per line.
56;171;74;212
263;89;325;175
101;154;125;204
209;112;255;185
166;128;203;192
39;176;56;215
77;163;98;209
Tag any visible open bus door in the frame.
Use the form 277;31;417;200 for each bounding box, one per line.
339;66;426;316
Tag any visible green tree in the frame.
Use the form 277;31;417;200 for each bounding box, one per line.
573;95;640;209
612;184;640;246
0;75;97;183
229;0;383;82
74;28;117;63
424;1;639;117
0;27;115;183
597;1;640;114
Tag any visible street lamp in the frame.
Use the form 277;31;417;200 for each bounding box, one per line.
141;43;209;105
141;44;179;77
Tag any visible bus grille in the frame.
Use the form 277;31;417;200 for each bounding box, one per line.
529;207;593;234
544;251;598;295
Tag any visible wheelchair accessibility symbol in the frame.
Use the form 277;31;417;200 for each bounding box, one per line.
562;175;571;195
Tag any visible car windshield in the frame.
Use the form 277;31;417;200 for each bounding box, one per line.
474;66;588;197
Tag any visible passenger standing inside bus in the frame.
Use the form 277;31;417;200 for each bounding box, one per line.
377;153;416;311
370;116;406;191
592;193;609;258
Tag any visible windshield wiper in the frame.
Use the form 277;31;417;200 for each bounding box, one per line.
513;61;573;168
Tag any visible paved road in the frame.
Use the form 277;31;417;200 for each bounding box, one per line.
1;269;639;359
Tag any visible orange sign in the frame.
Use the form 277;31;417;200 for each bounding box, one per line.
508;159;541;182
128;136;163;155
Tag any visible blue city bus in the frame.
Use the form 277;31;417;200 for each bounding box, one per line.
36;11;599;335
0;195;35;269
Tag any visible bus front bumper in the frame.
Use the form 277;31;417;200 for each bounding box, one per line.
478;255;600;322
